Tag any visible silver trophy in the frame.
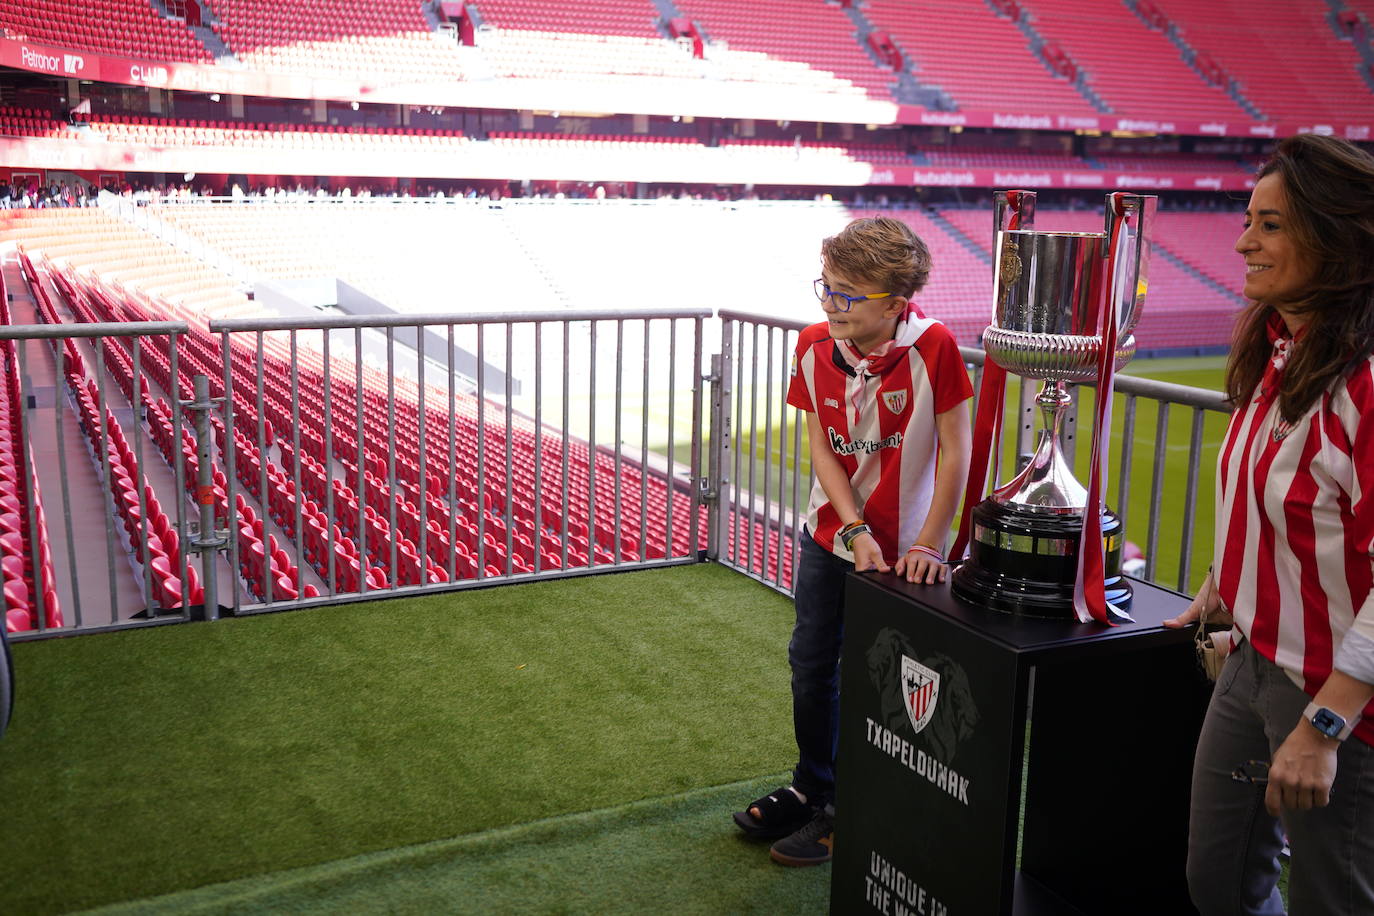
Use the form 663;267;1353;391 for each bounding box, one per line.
951;190;1156;617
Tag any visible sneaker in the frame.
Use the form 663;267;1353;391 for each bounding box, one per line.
769;807;834;867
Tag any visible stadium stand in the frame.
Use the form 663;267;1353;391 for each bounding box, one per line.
938;206;1243;351
863;0;1101;115
0;209;250;317
473;0;663;37
1090;153;1247;173
923;145;1092;170
71;112;470;153
0;0;211;62
0;107;66;140
69;113;475;157
1148;210;1247;292
846;207;991;346
0;206;761;615
1015;0;1251;121
1150;0;1373;123
672;0;893;97
0;264;63;632
209;0;469;82
0;195;1245;356
32;259;210;609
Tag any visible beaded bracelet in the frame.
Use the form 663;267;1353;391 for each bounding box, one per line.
906;543;945;563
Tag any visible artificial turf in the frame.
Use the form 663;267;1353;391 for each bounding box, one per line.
0;564;803;914
79;774;830;915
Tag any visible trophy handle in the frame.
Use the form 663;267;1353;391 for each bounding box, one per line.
1103;193;1157;335
993;189;1035;241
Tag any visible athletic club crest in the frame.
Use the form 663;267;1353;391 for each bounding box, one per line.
900;654;940;735
882;389;909;415
1272;415;1296;442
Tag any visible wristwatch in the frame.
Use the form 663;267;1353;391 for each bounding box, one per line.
1304;701;1354;741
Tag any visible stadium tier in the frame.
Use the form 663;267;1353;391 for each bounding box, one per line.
70;113;469;152
671;0;892;97
1149;210;1248;292
1089;153;1249;173
208;0;469;83
923;146;1093;170
0;265;63;633
1014;0;1251;122
0;106;65;140
4;197;1245;350
1150;0;1373;124
1;0;1369;131
863;0;1103;117
474;0;662;36
0;0;210;62
1;207;817;626
936;206;1244;350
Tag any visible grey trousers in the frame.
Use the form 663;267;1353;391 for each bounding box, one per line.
1187;639;1374;916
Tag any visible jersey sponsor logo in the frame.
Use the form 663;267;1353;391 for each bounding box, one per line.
901;655;939;735
790;352;797;378
824;397;840;409
828;427;902;456
882;389;908;415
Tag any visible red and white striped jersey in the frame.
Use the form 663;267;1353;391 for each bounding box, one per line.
787;315;971;564
1216;314;1374;746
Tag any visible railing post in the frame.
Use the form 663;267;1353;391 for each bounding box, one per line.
704;337;731;561
186;374;228;620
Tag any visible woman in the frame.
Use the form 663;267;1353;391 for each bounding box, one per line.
1165;133;1374;914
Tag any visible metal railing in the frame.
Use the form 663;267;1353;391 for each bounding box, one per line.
3;296;1229;640
0;320;199;636
710;310;1231;598
4;301;709;638
205;309;709;616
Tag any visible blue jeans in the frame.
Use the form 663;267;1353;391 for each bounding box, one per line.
1187;639;1374;915
788;531;851;806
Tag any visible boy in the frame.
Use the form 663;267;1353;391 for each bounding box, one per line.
733;216;972;866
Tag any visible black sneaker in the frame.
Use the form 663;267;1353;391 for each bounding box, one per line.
769;807;834;867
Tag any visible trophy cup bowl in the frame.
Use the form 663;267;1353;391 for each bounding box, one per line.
951;203;1154;618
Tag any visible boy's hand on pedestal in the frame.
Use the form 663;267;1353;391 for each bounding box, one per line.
896;551;947;584
851;533;890;573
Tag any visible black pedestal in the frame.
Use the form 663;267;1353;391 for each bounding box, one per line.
831;574;1210;916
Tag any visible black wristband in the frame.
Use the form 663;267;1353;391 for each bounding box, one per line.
840;523;871;551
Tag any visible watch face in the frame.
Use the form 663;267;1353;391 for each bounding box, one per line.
1312;707;1346;738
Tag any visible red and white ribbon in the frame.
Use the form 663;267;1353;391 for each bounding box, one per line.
1072;193;1134;626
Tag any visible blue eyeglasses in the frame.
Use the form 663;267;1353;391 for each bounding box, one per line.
814;278;893;312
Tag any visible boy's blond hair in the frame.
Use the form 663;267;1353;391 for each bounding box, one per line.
820;217;931;299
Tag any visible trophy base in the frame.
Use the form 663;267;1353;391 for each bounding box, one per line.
951;499;1133;619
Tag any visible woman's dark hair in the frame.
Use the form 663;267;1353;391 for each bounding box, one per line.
1225;134;1374;420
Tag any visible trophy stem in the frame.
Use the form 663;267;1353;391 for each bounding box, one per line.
991;380;1087;513
1037;379;1071;439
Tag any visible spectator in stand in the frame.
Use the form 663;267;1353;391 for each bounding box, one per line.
1165;133;1374;915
